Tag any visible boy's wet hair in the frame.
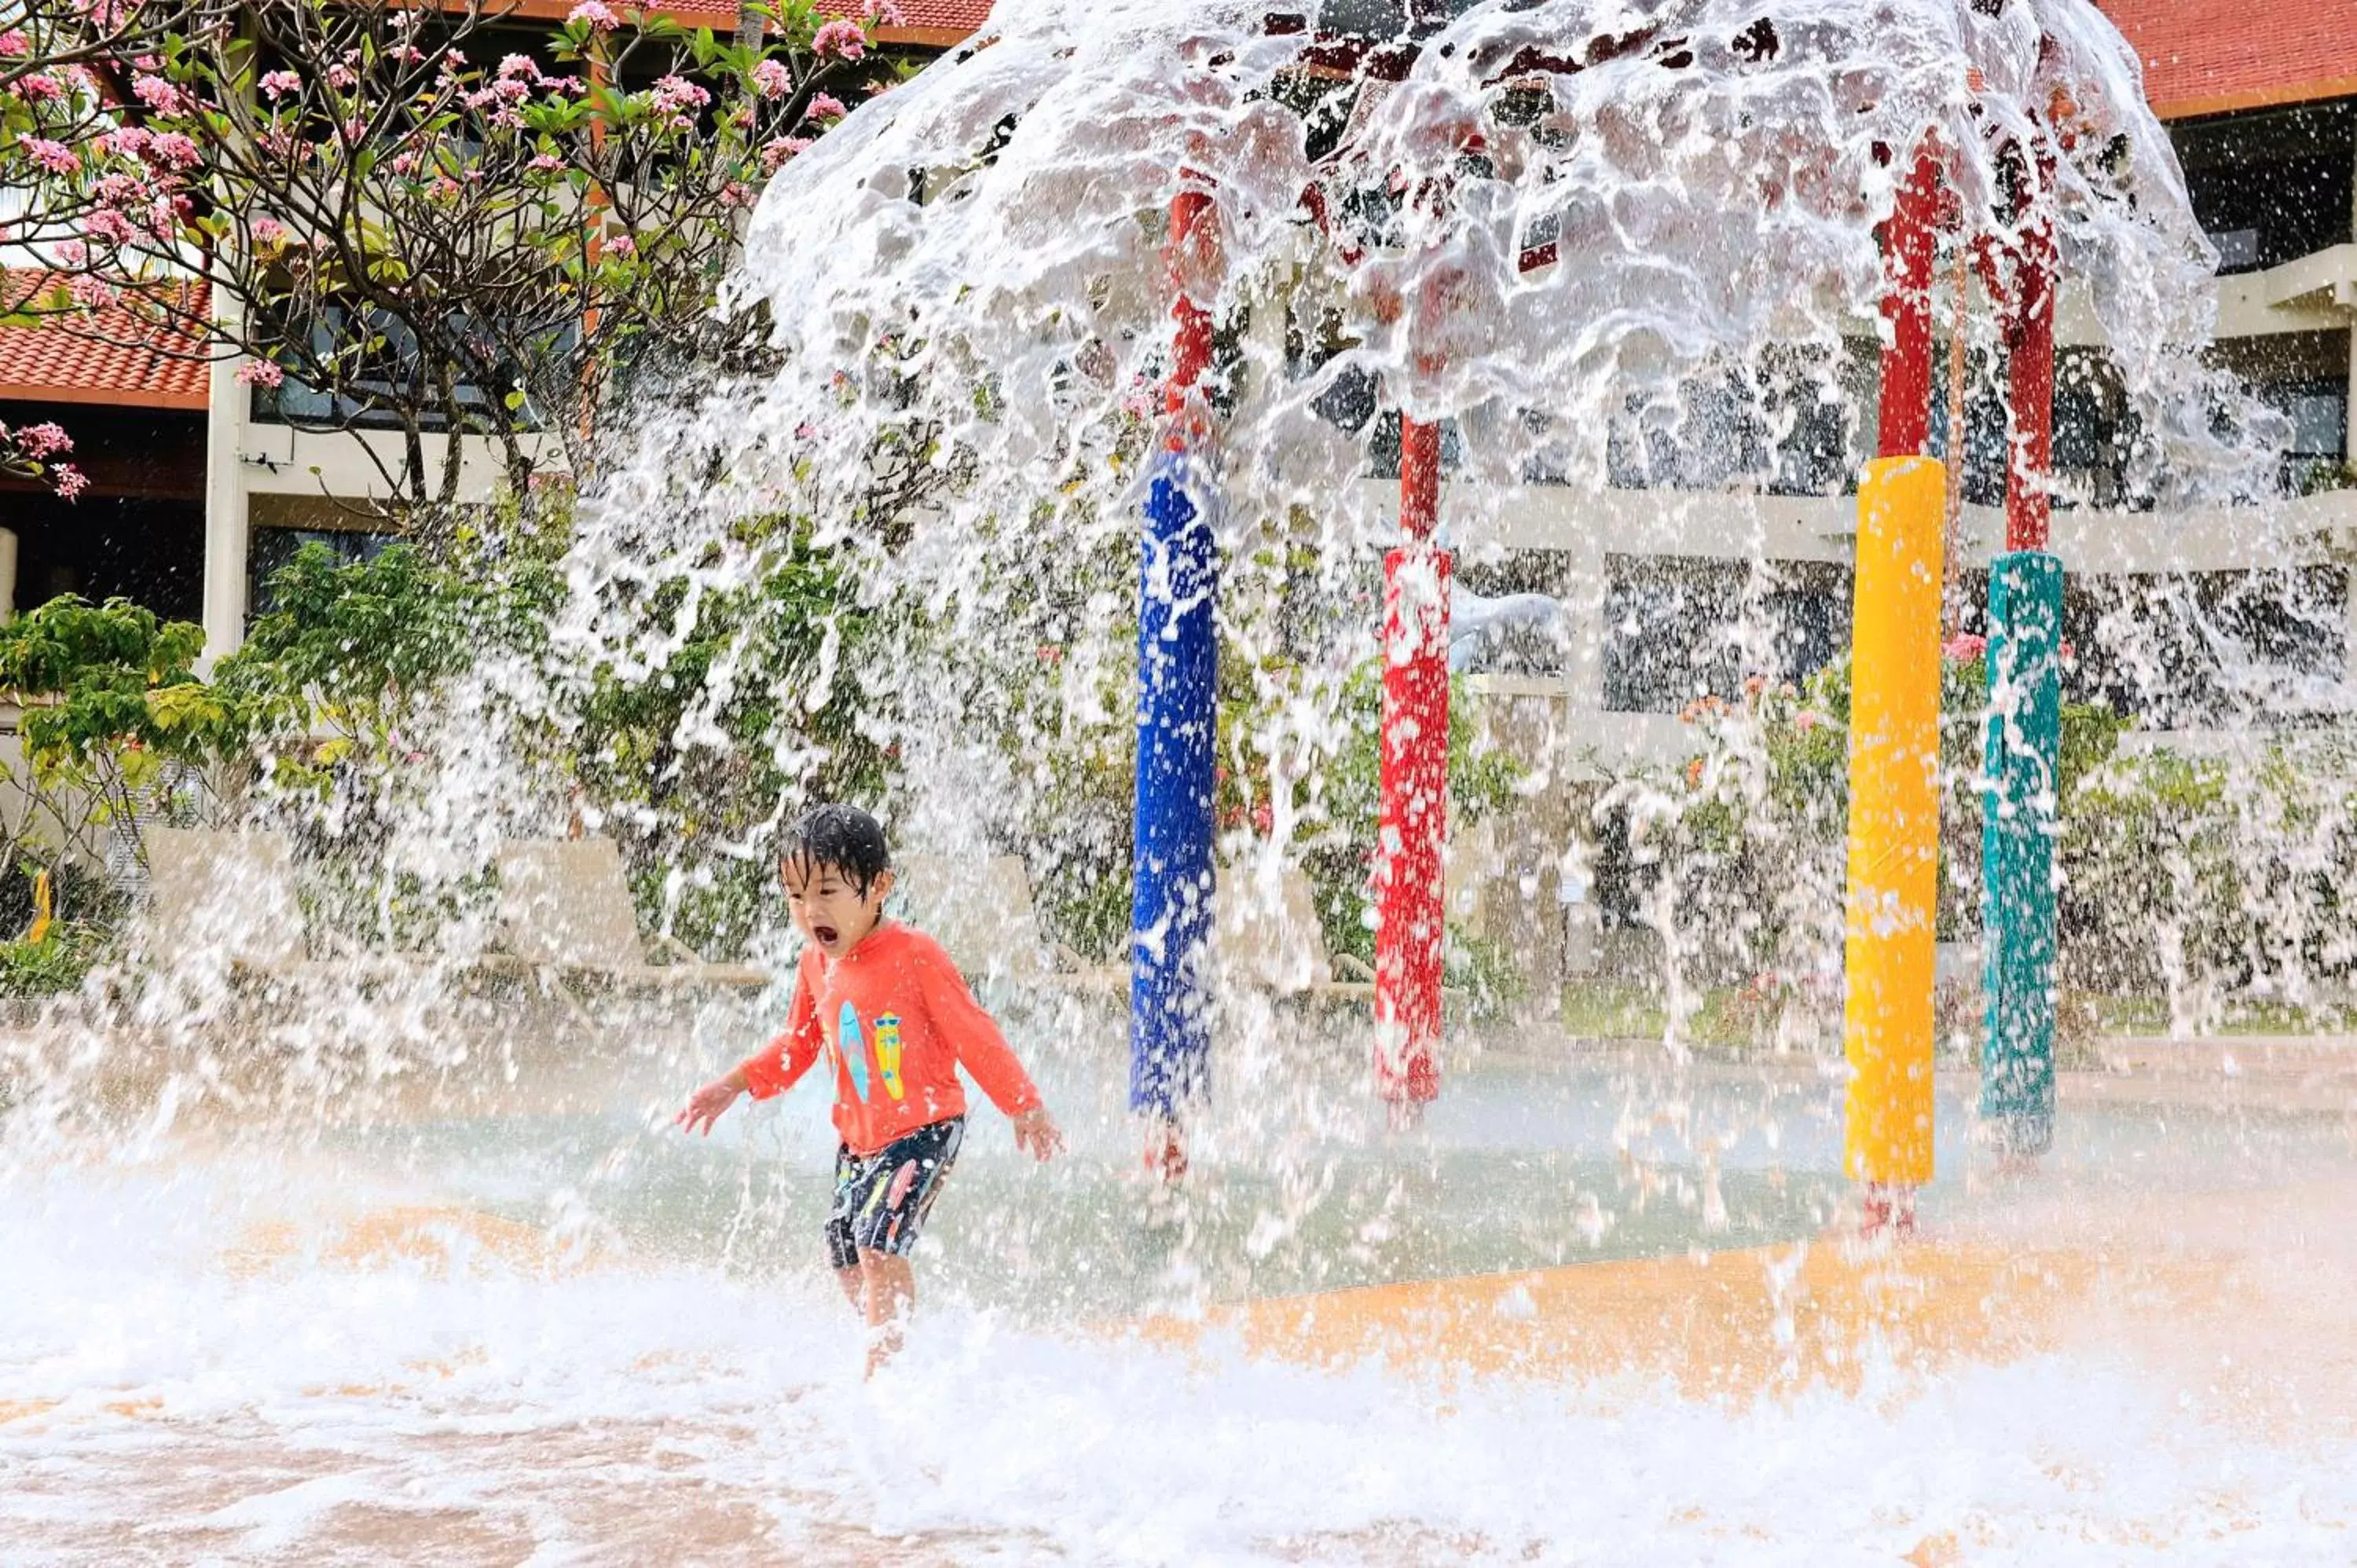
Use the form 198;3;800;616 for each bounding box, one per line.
782;804;891;896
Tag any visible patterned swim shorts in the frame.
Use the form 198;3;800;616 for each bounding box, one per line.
825;1116;965;1269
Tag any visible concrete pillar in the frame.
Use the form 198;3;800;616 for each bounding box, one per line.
2345;321;2356;695
200;290;251;669
1566;547;1610;714
1551;543;1607;983
1453;687;1575;1015
2344;315;2355;470
0;528;17;621
1558;775;1601;978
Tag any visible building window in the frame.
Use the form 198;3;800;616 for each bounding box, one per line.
1597;346;1871;498
247;302;559;433
1600;554;1850;713
2065;566;2349;728
2209;329;2352;496
2273;386;2351;493
1925;345;2012;507
247;526;398;619
1456;548;1578;676
2171;100;2356;276
2051;348;2158;512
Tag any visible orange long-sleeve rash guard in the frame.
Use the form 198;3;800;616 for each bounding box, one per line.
738;921;1043;1156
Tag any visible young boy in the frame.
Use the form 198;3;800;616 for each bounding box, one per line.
676;804;1061;1373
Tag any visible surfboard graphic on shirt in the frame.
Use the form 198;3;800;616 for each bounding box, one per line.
838;1001;872;1101
874;1013;906;1101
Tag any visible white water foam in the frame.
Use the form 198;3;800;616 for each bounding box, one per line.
6;1091;2356;1565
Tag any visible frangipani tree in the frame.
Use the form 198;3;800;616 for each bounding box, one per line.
4;0;901;508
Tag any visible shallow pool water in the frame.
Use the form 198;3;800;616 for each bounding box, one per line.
8;1024;2356;1564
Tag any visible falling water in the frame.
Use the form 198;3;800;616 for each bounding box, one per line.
7;1;2357;1559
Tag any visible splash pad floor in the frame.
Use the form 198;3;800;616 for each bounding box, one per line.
6;1040;2357;1563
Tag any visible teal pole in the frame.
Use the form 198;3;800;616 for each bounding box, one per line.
1980;550;2063;1156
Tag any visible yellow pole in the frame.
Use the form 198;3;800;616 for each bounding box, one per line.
1843;456;1947;1190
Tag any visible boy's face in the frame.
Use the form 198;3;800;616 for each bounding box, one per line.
781;855;893;958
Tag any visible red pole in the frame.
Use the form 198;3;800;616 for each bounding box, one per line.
2003;143;2057;553
1398;416;1441;537
1376;412;1449;1108
1878;145;1945;461
1371;132;1473;1113
1165;185;1217;431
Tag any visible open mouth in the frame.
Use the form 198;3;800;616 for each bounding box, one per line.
813;924;841;947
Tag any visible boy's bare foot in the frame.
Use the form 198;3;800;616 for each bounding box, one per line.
1144;1121;1187;1183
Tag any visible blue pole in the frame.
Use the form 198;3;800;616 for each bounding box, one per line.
1980;549;2064;1157
1130;449;1217;1122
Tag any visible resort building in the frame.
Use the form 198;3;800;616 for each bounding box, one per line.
1;0;2348;720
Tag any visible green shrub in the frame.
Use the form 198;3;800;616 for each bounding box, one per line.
1629;645;2129;986
0;925;104;999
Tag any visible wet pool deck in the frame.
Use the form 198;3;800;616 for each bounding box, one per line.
1136;1236;2142;1398
11;1171;2357;1563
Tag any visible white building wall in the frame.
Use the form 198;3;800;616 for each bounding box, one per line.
197;328;564;665
199;291;250;668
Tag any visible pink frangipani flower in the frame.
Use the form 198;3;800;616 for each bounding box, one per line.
130;74;187;114
649;75;709;114
19;137;79;175
810;19;865;60
83;209;135;245
142;132;200;170
16;423;72;459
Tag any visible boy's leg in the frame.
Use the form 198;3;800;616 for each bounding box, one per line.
834;1266;864;1310
848;1119;963;1374
858;1248;917;1374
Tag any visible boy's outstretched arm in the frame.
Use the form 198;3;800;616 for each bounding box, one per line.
677;1065;750;1136
1011;1106;1065;1161
677;960;822;1135
915;941;1063;1162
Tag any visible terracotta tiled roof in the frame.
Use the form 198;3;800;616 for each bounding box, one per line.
0;273;211;412
502;0;991;46
864;0;993;38
2096;0;2357;119
812;0;992;45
